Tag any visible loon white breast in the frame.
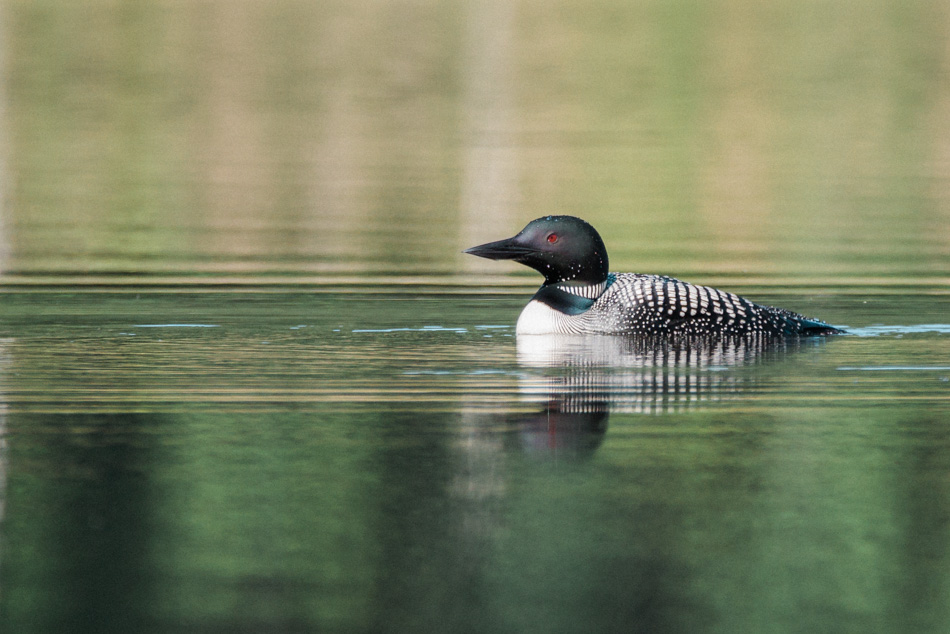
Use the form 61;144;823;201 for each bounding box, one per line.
465;215;843;337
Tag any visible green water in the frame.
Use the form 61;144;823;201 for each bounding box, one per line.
1;0;949;632
1;290;947;633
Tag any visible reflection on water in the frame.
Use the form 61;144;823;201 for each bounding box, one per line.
514;406;609;460
478;334;831;461
516;333;816;412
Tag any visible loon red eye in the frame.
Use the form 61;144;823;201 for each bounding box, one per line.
547;233;559;244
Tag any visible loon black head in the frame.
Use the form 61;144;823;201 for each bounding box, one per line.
464;215;609;286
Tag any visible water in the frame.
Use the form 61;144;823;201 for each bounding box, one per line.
2;0;950;632
1;290;947;633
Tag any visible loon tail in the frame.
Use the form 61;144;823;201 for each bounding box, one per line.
792;317;845;336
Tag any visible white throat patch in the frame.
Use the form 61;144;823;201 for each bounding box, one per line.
516;300;567;335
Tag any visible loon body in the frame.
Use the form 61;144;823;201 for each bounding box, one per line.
465;216;842;337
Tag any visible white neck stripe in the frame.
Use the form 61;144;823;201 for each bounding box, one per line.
554;280;608;300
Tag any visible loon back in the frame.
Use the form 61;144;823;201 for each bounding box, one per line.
465;215;843;337
516;273;841;336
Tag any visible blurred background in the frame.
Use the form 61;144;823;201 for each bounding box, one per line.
2;0;948;287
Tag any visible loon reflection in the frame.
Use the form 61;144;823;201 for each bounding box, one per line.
510;333;829;460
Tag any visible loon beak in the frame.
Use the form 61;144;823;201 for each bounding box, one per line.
464;236;534;260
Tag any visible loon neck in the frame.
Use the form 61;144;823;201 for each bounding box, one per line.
530;277;613;317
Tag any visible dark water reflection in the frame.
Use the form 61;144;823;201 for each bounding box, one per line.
6;414;158;633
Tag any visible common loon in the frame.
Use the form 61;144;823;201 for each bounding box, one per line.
465;215;843;337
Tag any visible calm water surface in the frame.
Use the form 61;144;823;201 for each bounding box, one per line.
2;0;950;632
0;288;948;633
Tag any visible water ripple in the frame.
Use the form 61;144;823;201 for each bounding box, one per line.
847;324;950;337
838;365;950;371
352;326;470;333
134;324;220;328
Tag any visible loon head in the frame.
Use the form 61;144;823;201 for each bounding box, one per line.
464;215;609;286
